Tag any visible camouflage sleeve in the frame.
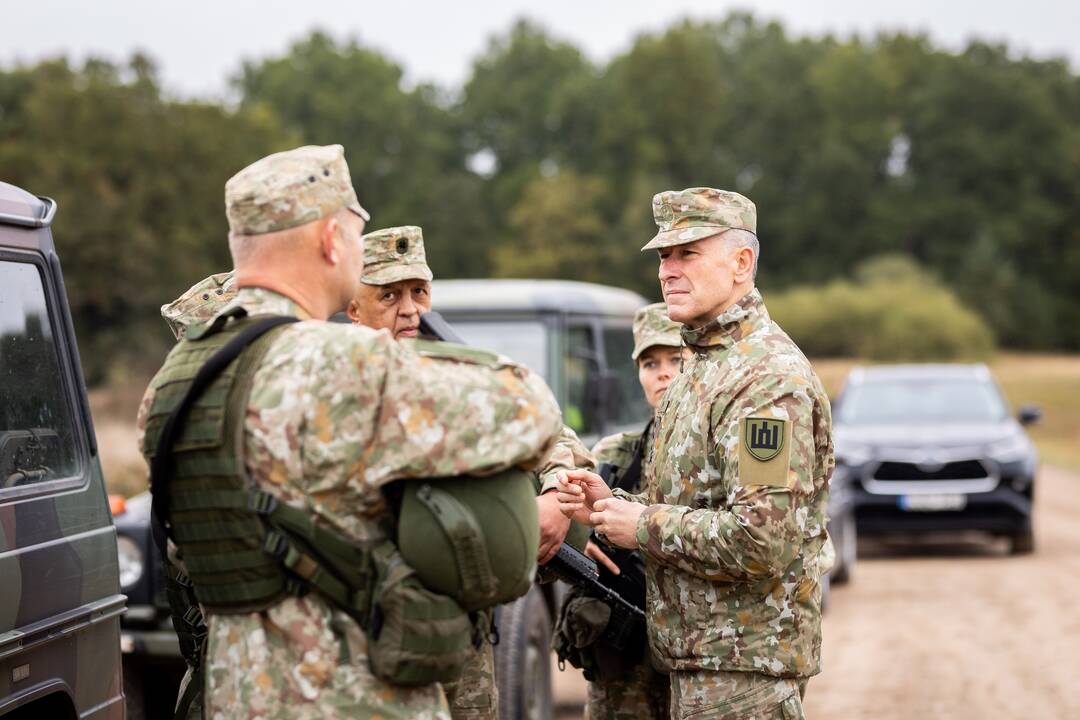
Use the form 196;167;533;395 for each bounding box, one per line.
537;425;596;494
635;375;822;581
365;336;565;485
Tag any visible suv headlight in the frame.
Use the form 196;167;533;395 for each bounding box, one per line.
117;535;145;591
987;436;1031;465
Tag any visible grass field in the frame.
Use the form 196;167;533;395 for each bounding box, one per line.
92;353;1080;497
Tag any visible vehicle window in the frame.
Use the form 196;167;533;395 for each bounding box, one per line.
0;260;81;488
445;319;549;381
564;326;594;436
602;324;651;426
838;378;1008;425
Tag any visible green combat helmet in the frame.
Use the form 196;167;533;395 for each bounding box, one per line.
397;470;539;612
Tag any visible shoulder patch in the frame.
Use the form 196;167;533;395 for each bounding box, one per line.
739;417;792;488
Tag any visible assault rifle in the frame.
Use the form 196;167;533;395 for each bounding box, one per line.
546;541;646;651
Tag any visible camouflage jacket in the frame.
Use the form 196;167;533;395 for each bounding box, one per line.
625;289;833;679
136;287;564;720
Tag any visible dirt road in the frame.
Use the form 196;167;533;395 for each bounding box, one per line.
555;465;1080;718
806;465;1080;719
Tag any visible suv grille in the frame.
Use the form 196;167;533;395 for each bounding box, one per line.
873;459;988;481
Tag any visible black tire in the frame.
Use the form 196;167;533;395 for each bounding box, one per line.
831;511;857;585
1010;524;1035;555
495;586;553;720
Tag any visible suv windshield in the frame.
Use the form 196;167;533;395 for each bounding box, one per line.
447;319;549;380
838;378;1008;425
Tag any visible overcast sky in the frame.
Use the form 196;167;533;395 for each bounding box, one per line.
4;1;1077;98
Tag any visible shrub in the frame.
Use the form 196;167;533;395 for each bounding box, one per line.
767;255;995;361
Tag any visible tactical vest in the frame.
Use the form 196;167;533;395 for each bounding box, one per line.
143;312;376;618
144;312;540;620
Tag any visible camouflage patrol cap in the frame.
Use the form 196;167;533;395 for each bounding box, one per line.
161;271;237;340
631;302;683;360
225;144;370;236
361;225;434;285
641;187;756;251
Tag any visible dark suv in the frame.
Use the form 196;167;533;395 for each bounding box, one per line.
0;182;126;718
833;364;1039;553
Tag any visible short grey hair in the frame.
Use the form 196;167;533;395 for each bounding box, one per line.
722;228;759;279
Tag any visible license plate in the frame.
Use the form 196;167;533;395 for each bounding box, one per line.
898;494;967;512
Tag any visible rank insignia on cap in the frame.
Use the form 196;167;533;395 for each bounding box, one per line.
739;417;793;488
657;203;675;228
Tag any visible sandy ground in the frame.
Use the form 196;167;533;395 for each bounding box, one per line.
554;465;1080;719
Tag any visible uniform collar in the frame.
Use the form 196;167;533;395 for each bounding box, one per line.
680;288;769;351
218;286;313;322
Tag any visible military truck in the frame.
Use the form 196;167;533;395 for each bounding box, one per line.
0;182;126;718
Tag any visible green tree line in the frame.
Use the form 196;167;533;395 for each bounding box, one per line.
1;14;1078;381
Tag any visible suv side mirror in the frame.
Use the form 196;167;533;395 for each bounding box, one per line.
1017;405;1041;426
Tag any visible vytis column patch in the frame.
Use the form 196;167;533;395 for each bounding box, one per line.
739;417;793;488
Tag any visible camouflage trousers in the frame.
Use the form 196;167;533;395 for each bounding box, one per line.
443;641;498;720
668;670;805;720
585;660;670;720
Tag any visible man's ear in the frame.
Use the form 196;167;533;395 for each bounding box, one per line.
733;245;755;283
320;217;340;266
345;297;361;323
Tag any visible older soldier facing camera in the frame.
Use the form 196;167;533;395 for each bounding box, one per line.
137;145;564;720
346;225;434;340
558;188;833;719
346;224;594;720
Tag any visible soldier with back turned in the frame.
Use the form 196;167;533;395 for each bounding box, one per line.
137;145;564;719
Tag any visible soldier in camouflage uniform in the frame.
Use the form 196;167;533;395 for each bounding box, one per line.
347;224;595;720
346;225;490;720
346;225;433;340
156;271;240;719
137;145;565;720
565;302;683;720
558;188;833;719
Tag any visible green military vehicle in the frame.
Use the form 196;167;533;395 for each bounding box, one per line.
0;182;126;718
432;279;652;720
